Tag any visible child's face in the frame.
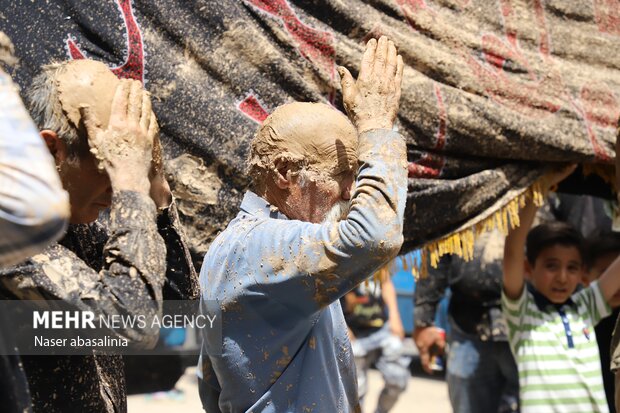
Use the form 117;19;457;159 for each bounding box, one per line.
526;244;584;304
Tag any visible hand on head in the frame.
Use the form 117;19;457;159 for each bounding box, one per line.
338;36;404;133
79;79;155;195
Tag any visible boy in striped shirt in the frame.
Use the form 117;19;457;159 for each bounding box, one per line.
502;165;620;413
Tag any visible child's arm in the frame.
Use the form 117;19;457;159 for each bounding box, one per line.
503;199;538;299
503;166;577;299
596;257;620;303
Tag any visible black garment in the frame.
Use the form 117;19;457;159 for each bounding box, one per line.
0;313;31;413
414;231;507;341
0;192;198;412
596;307;619;413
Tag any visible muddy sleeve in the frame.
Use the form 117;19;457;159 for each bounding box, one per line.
0;191;167;347
157;200;199;300
247;129;407;316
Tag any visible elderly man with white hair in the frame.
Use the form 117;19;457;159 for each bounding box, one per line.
198;36;407;413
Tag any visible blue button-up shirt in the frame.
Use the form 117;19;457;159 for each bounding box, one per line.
198;129;407;413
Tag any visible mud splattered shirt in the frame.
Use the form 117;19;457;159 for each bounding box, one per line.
198;129;407;413
0;191;198;412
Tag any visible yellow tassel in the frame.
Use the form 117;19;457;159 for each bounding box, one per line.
414;174;552;278
508;198;519;229
454;233;463;257
412;258;419;279
401;255;410;272
419;248;429;279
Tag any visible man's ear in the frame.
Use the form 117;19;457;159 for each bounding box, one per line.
40;130;68;164
273;156;293;190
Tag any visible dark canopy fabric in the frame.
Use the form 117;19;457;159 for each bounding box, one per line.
2;0;619;265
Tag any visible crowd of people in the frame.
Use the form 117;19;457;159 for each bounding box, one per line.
2;26;620;413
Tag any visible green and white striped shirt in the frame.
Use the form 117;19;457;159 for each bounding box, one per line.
502;281;611;413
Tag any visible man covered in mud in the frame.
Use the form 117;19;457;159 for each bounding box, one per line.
198;36;406;412
0;59;198;412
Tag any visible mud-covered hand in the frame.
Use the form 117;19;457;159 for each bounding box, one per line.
338;36;404;134
79;79;153;195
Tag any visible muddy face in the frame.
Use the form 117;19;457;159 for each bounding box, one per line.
287;167;355;223
252;102;359;222
60;151;113;224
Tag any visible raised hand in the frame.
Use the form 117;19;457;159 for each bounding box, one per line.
79;79;153;194
338;36;404;134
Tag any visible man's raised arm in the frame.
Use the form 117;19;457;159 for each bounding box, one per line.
246;37;407;313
